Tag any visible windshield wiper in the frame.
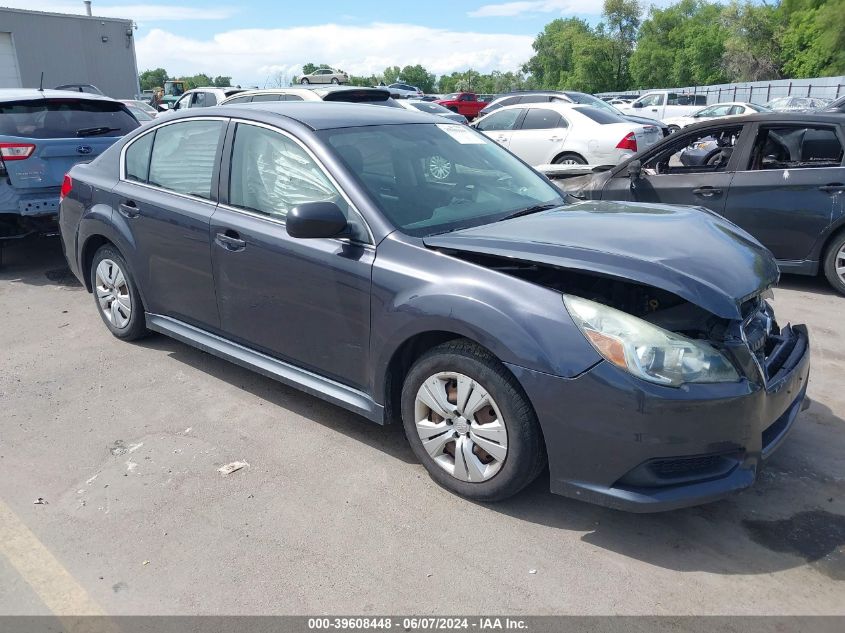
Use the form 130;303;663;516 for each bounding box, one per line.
76;126;121;137
498;203;559;222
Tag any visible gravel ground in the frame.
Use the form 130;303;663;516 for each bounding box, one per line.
0;238;842;615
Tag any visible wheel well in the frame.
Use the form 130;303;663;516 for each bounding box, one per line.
552;151;586;164
383;331;471;423
820;224;845;271
80;235;112;292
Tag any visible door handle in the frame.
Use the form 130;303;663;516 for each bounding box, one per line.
692;186;722;197
215;231;246;252
819;183;845;193
549;136;562;142
118;200;140;218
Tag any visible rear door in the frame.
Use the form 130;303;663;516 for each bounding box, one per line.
474;108;525;150
722;121;845;263
110;117;226;329
600;123;745;213
508;107;567;166
0;97;138;191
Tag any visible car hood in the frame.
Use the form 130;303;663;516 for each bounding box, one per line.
423;201;778;319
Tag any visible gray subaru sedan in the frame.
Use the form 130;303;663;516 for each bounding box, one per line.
58;103;810;511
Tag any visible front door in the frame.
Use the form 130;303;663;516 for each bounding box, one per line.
601;123;745;214
112;118;226;329
723;122;845;263
475;108;525;151
210;121;374;390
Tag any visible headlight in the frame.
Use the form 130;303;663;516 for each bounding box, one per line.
563;295;740;387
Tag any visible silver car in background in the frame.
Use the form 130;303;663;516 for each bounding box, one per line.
395;99;468;123
298;68;349;85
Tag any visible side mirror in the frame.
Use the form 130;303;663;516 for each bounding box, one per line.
627;159;642;180
286;201;349;239
632;101;643;109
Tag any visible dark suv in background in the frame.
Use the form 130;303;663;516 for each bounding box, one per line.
0;89;138;262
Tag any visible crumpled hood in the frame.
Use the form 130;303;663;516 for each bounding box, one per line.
424;201;779;319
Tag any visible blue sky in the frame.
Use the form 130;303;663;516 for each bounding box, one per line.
7;0;644;85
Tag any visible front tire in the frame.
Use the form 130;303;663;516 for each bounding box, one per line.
401;340;545;501
90;245;148;341
668;125;680;134
822;230;845;295
300;78;310;85
331;77;339;84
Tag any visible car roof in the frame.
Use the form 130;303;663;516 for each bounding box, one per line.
0;88;116;103
173;101;442;130
681;111;845;130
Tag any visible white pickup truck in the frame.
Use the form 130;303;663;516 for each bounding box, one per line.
618;91;708;121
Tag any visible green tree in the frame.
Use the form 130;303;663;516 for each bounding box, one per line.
629;0;728;88
182;74;213;90
603;0;641;89
382;66;402;84
721;1;782;82
212;75;232;87
301;62;332;76
397;64;436;93
138;68;168;91
779;0;845;77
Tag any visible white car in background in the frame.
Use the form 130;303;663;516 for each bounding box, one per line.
395;99;468;123
387;82;424;98
663;102;772;132
473;102;662;166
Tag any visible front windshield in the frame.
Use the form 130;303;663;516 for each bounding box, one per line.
443;93;460;100
319;123;564;237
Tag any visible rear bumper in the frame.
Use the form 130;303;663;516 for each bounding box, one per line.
0;186;60;217
507;324;811;512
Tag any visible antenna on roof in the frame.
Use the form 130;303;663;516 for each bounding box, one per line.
39;72;44;92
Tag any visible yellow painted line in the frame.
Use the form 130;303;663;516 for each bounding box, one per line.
0;498;106;620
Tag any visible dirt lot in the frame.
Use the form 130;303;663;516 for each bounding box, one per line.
0;239;843;616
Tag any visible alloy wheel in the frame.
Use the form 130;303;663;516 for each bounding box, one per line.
837;245;845;285
414;372;508;482
95;259;132;329
428;155;452;180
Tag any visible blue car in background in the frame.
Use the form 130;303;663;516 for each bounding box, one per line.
0;89;138;263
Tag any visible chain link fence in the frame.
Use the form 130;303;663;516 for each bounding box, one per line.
599;75;845;105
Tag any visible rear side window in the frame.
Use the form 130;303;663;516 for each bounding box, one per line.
748;126;843;170
224;95;253;104
0;99;138;139
285;94;304;102
571;106;625;124
125;132;154;182
251;94;282;102
142;120;225;198
520;108;563;130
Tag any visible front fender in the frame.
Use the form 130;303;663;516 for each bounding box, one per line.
369;235;602;398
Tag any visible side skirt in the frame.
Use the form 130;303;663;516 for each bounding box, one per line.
146;313;385;424
777;259;818;276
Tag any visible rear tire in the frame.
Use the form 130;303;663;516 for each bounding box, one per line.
401;339;545;502
331;78;339;85
822;230;845;295
552;152;587;165
90;245;148;341
668;125;680;134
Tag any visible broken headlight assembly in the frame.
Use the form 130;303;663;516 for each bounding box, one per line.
563;295;740;387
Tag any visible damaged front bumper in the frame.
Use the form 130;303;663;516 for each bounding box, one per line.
507;323;810;512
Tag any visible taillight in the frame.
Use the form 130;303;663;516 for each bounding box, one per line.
616;132;638;153
60;174;73;201
0;142;36;161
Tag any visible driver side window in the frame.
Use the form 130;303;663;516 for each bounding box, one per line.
643;125;743;175
640;94;664;107
476;109;523;132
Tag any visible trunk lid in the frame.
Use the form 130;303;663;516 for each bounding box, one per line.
424;201;779;319
1;136;120;189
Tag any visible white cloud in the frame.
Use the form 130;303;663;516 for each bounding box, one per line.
468;0;605;17
1;1;236;21
136;23;535;85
